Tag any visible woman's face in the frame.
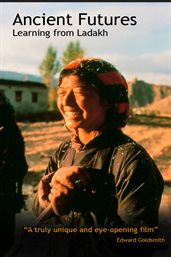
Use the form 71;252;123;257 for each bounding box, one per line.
57;75;109;131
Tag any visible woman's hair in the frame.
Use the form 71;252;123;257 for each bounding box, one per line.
58;58;130;128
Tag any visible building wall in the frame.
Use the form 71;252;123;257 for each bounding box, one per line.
0;83;48;114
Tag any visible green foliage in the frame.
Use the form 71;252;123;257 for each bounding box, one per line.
160;88;167;99
149;111;157;117
39;42;84;110
130;80;155;107
48;87;57;111
62;41;85;67
39;45;60;87
39;45;61;110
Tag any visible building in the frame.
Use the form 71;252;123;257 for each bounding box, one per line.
0;71;48;114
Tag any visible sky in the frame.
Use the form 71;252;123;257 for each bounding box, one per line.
0;2;171;85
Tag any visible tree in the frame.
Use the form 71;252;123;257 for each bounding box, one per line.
39;45;60;87
130;80;155;107
62;41;85;67
39;45;60;110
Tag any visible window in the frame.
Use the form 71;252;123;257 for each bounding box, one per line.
31;92;38;103
15;91;22;102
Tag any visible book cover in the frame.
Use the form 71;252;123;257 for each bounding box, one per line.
0;1;170;257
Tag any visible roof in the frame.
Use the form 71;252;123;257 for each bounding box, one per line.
0;71;47;88
0;71;42;83
0;79;47;88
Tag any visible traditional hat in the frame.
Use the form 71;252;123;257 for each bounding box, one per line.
58;58;130;128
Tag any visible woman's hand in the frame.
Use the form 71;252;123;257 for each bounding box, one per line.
38;172;54;209
48;166;92;215
51;166;92;189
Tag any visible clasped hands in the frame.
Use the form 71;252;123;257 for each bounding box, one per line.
38;166;93;215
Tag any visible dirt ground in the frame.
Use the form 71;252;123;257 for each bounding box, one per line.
14;118;171;257
20;119;171;178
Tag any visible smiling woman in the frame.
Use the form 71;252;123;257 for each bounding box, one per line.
57;75;108;140
30;58;164;257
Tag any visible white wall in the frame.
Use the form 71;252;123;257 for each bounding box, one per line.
0;83;48;114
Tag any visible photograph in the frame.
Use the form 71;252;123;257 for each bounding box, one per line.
0;2;171;257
